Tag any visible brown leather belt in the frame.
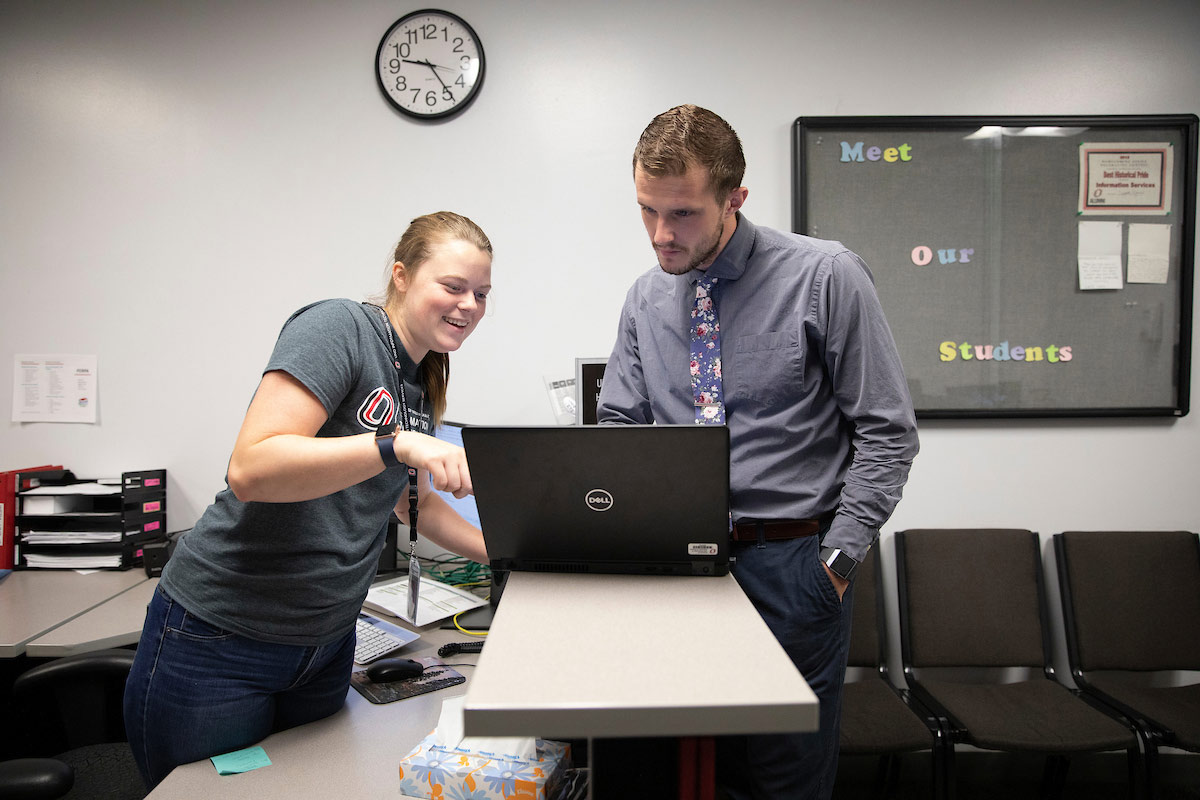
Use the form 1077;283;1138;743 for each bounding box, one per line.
730;518;824;543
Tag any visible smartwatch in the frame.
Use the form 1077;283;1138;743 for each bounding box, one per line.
375;425;401;469
819;546;859;581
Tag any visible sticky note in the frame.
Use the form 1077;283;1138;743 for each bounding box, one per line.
211;745;272;775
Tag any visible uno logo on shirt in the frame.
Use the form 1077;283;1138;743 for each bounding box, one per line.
358;387;395;430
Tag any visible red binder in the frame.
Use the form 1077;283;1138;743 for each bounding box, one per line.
0;465;62;569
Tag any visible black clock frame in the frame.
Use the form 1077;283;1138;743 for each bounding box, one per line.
374;9;486;122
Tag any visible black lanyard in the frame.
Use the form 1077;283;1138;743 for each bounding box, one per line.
373;306;420;544
374;304;425;621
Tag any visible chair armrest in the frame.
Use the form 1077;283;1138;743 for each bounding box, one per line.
901;672;967;737
0;758;74;799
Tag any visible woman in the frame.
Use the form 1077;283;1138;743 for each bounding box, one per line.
124;211;493;788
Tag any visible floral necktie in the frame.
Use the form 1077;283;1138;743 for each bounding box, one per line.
690;273;725;424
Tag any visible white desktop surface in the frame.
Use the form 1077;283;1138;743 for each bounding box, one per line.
463;571;819;739
0;569;148;657
147;625;467;800
148;572;817;797
25;577;159;657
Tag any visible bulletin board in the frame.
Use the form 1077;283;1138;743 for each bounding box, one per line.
792;115;1197;418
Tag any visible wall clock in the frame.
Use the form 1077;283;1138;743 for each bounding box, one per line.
375;9;486;121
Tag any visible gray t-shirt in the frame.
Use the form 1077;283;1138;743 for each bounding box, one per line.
161;299;430;645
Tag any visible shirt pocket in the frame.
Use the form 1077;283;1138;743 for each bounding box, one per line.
730;329;804;407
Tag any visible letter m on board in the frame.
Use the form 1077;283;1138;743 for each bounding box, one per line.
840;141;865;162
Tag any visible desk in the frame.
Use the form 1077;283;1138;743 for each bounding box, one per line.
148;573;817;798
25;577;158;657
0;569;149;657
146;623;469;800
463;571;818;738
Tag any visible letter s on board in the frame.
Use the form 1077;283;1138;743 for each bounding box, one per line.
939;341;957;362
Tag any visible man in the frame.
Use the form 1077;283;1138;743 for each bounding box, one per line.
597;104;919;799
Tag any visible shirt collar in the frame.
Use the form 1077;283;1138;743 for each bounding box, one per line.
687;212;754;286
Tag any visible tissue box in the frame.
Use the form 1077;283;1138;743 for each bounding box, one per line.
399;734;570;800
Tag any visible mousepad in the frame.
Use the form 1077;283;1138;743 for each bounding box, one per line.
350;657;465;705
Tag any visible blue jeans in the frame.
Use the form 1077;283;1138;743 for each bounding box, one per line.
716;532;855;800
123;585;355;789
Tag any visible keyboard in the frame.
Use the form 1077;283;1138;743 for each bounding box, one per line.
354;613;420;665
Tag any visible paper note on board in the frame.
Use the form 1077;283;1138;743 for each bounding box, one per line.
1127;223;1171;284
1077;221;1123;290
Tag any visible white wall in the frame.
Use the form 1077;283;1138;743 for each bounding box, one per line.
3;0;1198;670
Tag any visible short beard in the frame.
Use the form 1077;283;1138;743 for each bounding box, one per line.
657;218;725;275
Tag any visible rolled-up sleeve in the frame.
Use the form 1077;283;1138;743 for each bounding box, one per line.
815;252;919;560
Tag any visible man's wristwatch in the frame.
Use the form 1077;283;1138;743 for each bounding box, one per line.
375;425;401;469
819;546;859;581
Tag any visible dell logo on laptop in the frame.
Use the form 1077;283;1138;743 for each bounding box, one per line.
585;489;614;512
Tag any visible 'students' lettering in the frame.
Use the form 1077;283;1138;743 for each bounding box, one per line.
939;340;1073;363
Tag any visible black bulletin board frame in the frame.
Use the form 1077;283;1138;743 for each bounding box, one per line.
792;114;1197;419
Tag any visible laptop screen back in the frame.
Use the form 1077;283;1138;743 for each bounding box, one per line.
429;421;481;529
462;425;730;577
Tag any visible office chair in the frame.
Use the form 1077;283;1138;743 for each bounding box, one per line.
1055;530;1200;800
838;546;950;800
894;529;1141;800
0;648;145;800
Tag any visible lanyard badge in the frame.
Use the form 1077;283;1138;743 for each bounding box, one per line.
405;464;420;622
374;305;423;622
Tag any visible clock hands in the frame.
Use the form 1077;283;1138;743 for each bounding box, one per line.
402;58;454;93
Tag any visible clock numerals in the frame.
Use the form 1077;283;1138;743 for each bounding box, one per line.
411;88;456;108
375;10;485;120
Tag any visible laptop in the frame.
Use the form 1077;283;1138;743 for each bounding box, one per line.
461;425;730;577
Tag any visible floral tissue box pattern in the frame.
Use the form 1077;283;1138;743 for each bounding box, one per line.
399;734;571;800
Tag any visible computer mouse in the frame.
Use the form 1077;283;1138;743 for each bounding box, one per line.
365;657;425;683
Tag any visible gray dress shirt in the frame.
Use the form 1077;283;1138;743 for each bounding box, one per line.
597;214;919;560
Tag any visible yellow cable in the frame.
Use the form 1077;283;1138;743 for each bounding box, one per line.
451;588;491;637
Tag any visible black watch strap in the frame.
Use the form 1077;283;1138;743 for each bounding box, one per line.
819;545;859;581
375;425;401;469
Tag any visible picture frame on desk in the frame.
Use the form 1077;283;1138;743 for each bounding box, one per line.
574;358;607;426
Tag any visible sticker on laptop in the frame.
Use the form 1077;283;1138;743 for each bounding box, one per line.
688;543;719;556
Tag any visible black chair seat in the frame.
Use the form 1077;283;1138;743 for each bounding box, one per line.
56;743;144;800
920;677;1136;753
837;545;949;799
840;679;938;755
896;529;1142;799
1;648;145;800
1086;677;1200;750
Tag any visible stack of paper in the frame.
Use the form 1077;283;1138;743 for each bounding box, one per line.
20;531;124;544
23;553;124;569
364;576;488;627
